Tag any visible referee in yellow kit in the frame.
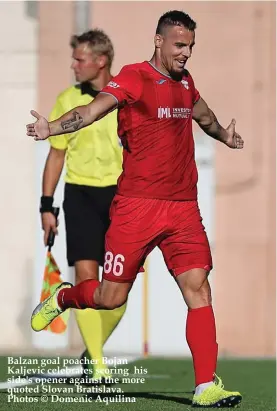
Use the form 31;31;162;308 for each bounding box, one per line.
40;29;125;381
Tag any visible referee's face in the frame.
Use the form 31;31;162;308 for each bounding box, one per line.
71;42;103;83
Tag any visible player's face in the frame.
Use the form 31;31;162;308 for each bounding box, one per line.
71;43;103;83
157;26;195;76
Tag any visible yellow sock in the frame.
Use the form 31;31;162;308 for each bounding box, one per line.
100;302;127;346
75;303;127;378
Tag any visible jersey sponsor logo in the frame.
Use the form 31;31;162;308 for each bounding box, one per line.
107;81;120;89
181;80;189;90
172;107;191;118
158;107;191;119
158;107;171;119
156;79;167;85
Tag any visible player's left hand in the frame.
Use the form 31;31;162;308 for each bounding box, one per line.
224;119;244;149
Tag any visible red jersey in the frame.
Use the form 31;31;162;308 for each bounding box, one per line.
101;61;200;201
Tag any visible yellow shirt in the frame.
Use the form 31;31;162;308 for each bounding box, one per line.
49;83;122;187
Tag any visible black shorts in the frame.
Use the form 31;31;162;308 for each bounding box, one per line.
63;183;117;266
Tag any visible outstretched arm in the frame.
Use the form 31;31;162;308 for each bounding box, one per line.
192;97;244;149
27;93;117;141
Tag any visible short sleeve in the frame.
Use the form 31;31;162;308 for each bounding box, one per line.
101;66;143;105
187;72;200;105
48;98;68;150
193;87;200;105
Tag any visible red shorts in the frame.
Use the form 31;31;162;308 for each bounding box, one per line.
103;195;212;283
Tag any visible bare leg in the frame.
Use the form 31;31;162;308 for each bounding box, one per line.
94;279;133;309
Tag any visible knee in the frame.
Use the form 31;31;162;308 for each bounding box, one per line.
188;278;211;300
197;282;212;305
181;270;212;307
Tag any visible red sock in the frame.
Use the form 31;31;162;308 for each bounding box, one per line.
57;279;100;310
186;305;218;387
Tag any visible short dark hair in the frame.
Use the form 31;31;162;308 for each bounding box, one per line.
156;10;197;34
70;29;114;69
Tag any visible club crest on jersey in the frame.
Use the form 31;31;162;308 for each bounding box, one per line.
156;79;167;85
181;80;189;90
107;81;120;88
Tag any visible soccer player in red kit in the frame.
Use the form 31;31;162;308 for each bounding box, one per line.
27;11;244;408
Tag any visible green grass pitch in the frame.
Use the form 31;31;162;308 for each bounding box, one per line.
0;356;275;411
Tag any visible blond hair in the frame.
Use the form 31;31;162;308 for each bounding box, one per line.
70;29;114;69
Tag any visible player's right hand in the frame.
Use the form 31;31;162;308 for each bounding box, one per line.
41;212;58;246
26;110;50;141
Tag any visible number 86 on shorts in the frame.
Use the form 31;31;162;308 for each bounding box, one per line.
104;251;125;277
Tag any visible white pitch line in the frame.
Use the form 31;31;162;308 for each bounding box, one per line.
0;378;34;390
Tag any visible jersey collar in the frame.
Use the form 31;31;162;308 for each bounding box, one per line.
146;61;189;81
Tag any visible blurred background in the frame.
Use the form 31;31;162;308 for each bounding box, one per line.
0;1;275;361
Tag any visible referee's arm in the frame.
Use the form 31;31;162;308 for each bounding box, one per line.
42;147;65;197
43;99;67;196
